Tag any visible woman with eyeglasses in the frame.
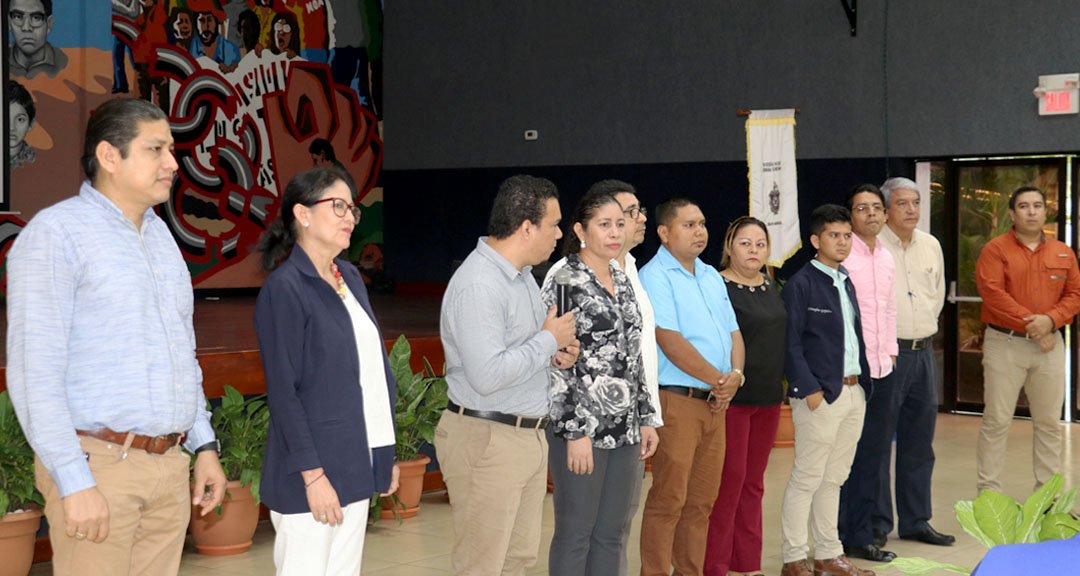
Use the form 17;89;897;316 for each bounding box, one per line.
704;216;787;576
254;167;399;575
540;189;661;576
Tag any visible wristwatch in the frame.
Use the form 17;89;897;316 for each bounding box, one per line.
732;368;746;388
193;440;220;456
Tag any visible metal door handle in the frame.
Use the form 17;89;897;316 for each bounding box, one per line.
947;280;983;304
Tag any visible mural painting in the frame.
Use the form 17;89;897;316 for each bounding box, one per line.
5;0;385;290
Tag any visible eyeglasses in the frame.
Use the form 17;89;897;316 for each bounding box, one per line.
311;198;362;221
10;10;47;29
623;206;647;219
273;21;292;34
854;203;884;214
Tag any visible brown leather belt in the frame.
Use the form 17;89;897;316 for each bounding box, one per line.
843;376;859;386
76;428;185;455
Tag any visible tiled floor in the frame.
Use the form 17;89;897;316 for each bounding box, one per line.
29;413;1079;574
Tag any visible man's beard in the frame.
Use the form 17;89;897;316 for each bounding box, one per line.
200;30;218;46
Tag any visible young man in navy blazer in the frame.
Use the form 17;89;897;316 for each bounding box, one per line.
779;204;875;576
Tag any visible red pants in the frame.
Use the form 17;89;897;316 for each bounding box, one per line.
704;404;781;576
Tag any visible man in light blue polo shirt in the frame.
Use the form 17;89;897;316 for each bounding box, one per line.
638;196;745;576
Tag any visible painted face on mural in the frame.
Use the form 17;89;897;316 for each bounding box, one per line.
274;20;293;53
9;0;53;59
197;12;219;46
9;101;33;150
175;12;193;40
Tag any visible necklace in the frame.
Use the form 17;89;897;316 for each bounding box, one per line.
331;263;346;300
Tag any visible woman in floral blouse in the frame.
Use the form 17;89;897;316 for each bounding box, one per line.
541;190;661;576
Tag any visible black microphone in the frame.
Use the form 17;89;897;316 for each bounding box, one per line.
554;268;571;317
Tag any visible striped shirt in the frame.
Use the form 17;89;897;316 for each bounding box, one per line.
6;181;213;498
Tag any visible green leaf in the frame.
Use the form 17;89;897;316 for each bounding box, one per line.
972;489;1020;545
1050;487;1077;516
876;557;971;575
1018;473;1063;543
1039;512;1080;541
954;500;996;549
388;335;413;386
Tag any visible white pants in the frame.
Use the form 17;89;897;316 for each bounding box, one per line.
270;499;370;576
781;384;866;563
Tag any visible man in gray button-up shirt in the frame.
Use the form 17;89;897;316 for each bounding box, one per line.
435;175;579;575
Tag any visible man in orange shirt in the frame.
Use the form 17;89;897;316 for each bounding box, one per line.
974;185;1080;493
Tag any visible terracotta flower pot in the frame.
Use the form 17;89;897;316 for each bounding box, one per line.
773;404;794;448
0;508;43;576
189;480;260;556
380;455;431;519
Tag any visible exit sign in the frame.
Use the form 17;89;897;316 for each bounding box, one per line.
1036;73;1079;115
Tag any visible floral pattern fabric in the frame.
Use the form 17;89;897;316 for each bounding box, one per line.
541;254;660;448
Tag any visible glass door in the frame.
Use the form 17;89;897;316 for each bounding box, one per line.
940;158;1068;415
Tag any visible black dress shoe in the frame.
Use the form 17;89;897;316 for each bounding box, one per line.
899;524;956;546
872;529;888;548
843;543;897;562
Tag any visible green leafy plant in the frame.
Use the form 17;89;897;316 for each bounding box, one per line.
878;474;1079;574
191;386;270;507
388;334;448;462
368;492;403;525
0;390;42;516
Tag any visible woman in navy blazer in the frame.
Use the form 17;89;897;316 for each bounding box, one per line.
254;167;398;575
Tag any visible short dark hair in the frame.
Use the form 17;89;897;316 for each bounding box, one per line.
844;183;885;212
82;98;169;183
308;138;336;162
655;196;699;228
237;9;260;51
8;80;35;125
586;179;636;198
15;0;53;16
487;175;559;240
1009;186;1046;210
809;204;852;237
255;166;357;271
563;190;622;256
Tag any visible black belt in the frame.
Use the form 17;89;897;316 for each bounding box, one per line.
986;324;1030;339
659;385;711;400
445;400;548;430
898;336;934;351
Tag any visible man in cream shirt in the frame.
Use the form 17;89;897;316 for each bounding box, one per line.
875;177;954;547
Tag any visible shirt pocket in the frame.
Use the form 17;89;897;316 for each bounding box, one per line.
1045;253;1072;291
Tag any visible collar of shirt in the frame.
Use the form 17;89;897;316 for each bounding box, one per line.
655;244;703;277
879;224;913;250
79;180;160;231
1008;227;1046;252
810;258;849;285
475;236;529;282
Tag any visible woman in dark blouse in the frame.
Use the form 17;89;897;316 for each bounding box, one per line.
540;190;660;576
704;216;787;576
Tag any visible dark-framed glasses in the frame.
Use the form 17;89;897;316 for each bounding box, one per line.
312;198;362;221
10;10;47;29
623;206;647;219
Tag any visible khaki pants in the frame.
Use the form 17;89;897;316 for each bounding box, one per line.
433;410;548;576
781;384;865;563
977;328;1065;493
640;390;726;576
36;436;191;576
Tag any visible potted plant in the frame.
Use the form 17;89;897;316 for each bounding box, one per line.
0;390;44;576
189;386;269;556
879;473;1080;574
373;335;448;520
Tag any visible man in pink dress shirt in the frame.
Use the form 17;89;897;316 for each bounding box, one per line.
837;184;899;563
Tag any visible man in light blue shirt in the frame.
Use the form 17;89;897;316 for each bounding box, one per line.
638;196;745;576
6;98;227;576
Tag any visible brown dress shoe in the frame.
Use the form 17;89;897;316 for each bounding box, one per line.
813;554;875;576
781;559;815;576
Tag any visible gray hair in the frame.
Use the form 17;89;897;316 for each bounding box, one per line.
881;177;919;205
